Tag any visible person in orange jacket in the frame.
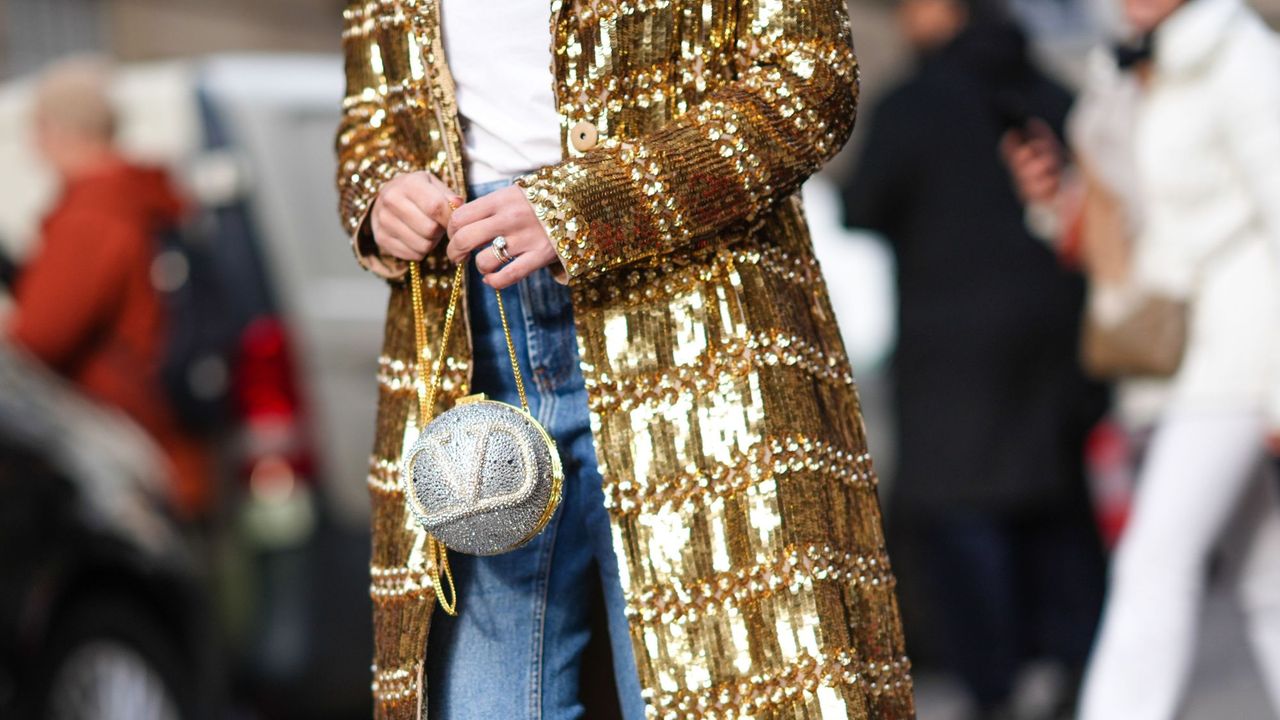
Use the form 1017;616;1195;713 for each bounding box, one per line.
4;58;212;520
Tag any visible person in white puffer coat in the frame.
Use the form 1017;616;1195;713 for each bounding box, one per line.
1007;0;1280;716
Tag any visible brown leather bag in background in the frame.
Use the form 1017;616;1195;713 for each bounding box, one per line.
1076;168;1189;380
1082;294;1189;379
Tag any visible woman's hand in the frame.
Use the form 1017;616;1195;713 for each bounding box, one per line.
1001;119;1065;206
370;171;464;261
446;186;559;289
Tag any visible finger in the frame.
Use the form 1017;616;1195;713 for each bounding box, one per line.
448;191;503;237
1025;117;1058;144
1016;136;1056;159
1026;169;1058;188
1024;158;1054;181
387;199;445;242
471;228;533;276
1024;179;1059;203
371;211;415;258
402;185;457;230
1020;148;1058;172
1010;144;1046;169
381;214;434;257
424;173;465;206
448;215;507;264
379;235;420;261
482;244;558;290
473;242;512;275
391;174;456;229
1008;155;1038;184
1024;162;1057;182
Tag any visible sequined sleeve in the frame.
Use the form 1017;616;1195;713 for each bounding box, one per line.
336;0;414;279
515;0;860;282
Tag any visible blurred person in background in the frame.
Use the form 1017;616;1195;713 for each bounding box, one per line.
1005;0;1280;715
3;57;213;522
841;0;1108;717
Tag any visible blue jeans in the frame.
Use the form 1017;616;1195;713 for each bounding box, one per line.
425;179;645;720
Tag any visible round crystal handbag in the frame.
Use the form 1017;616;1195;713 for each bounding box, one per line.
400;260;563;615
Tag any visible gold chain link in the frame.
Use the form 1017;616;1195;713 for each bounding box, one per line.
412;261;465;424
492;279;530;412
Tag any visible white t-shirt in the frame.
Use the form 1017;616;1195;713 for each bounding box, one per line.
439;2;563;184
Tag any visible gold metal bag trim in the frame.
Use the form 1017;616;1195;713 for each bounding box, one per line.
401;259;563;615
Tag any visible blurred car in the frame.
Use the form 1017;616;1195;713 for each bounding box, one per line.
191;57;377;716
0;345;214;720
0;55;382;718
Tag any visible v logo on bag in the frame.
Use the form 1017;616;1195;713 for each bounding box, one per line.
406;418;540;526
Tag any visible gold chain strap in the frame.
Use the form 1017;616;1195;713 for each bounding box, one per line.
412;261;529;419
408;255;531;616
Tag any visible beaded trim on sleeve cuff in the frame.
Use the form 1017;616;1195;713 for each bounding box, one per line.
346;157;418;280
515;172;578;284
350;201;410;281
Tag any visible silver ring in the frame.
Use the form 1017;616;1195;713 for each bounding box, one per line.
491;235;514;264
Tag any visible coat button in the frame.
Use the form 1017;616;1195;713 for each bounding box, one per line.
570;120;599;152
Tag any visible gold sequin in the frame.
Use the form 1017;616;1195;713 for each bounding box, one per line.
367;455;403;495
371;662;422;707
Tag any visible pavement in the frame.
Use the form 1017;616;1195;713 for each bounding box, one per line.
914;585;1275;720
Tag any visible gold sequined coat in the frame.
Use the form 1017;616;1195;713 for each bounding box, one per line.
336;1;914;717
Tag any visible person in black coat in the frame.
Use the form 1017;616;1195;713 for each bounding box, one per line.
841;1;1109;717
